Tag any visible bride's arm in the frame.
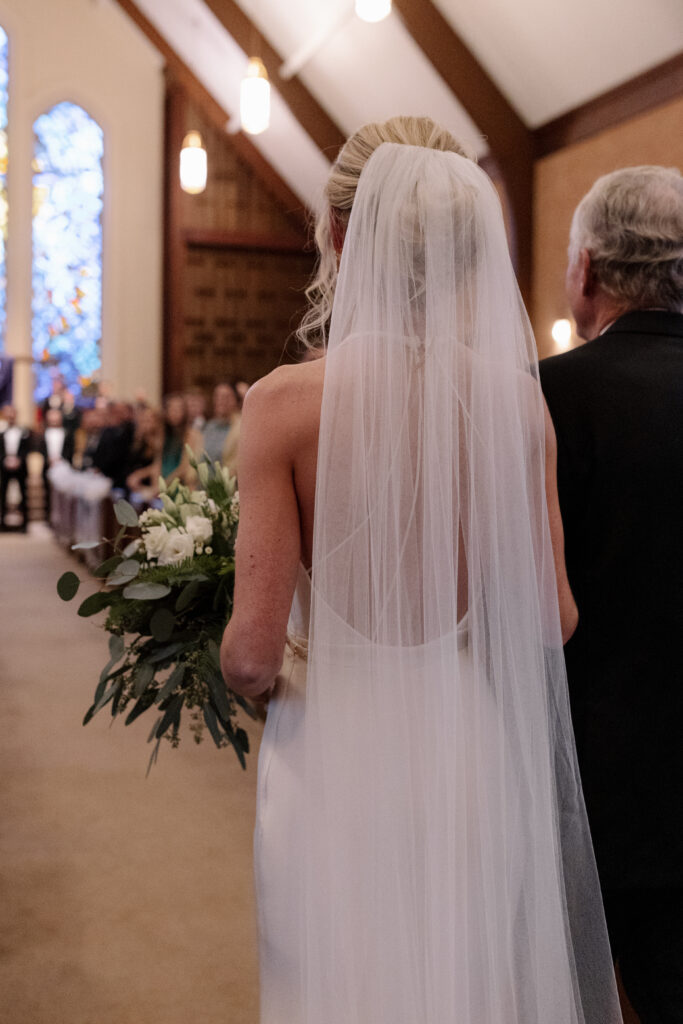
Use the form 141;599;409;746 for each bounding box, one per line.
544;398;579;644
220;370;302;698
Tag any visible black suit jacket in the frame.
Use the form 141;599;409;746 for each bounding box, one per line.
540;310;683;889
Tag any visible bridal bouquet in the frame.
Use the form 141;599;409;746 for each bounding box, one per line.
57;455;255;770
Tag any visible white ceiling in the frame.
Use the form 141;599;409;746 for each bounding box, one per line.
127;0;683;210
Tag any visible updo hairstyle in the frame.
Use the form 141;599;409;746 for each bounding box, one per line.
297;116;473;351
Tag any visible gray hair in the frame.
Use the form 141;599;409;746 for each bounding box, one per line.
569;165;683;311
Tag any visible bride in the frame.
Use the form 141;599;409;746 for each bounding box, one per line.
221;116;622;1024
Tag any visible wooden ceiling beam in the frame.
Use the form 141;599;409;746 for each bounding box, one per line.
200;0;347;158
534;53;683;158
112;0;310;237
392;0;534;300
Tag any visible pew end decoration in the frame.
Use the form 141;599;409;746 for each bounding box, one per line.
56;453;255;770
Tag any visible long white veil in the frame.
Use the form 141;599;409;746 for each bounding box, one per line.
301;144;621;1023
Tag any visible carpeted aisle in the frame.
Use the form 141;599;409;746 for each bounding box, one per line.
0;530;261;1024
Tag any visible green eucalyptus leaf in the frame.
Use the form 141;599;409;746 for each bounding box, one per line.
124;688;158;725
92;680;119;715
122;582;171;601
113;499;139;527
232;691;259;720
150;608;175;642
133;662;155;697
146;640;188;665
57;571;80;601
207;638;221;671
146;736;162;776
94;555;124;579
77;591;112;618
83;703;97;726
71;540;101;551
236;726;250;755
155;693;184;738
155;664;185;705
109;634;125;660
207;671;232;722
175;580;200;612
111;681;124;716
106;558;140;586
202;703;224;748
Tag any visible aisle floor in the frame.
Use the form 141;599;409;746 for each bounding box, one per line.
0;530;261;1024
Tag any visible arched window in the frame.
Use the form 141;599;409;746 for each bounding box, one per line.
32;101;103;400
0;27;8;353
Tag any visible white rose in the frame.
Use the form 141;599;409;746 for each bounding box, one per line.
158;527;195;565
144;524;169;561
185;515;213;546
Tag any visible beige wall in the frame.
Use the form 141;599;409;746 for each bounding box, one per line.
0;0;164;421
532;95;683;359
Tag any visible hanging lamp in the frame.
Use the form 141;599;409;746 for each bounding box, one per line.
355;0;391;22
240;57;271;135
179;131;207;194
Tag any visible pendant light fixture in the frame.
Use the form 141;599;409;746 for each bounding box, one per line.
240;56;271;135
179;131;207;194
355;0;392;22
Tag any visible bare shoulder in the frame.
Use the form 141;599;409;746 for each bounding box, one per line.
246;360;323;414
241;359;325;455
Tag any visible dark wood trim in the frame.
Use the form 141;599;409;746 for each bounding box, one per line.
534;53;683;158
163;78;187;395
183;229;308;253
200;0;347;159
112;0;310;235
392;0;534;300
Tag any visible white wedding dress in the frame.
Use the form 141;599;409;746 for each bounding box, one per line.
253;144;621;1024
254;565;310;1024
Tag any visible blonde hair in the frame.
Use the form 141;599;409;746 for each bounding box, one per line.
297;116;474;350
569;165;683;311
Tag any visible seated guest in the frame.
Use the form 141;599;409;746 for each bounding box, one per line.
38;408;75;521
161;393;202;486
185;387;207;434
76;406;105;471
221;385;245;478
203;383;239;464
125;406;164;496
92;401;135;489
0;405;31;532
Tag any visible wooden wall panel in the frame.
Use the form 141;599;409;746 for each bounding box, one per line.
164;84;314;394
180;99;305;238
183;245;314;388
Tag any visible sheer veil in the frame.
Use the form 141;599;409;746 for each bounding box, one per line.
301;143;621;1023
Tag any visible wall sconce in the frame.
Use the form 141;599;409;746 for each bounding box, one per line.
551;318;572;349
240;57;271;135
179;131;207;195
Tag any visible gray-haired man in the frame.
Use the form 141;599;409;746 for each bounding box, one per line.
540;166;683;1024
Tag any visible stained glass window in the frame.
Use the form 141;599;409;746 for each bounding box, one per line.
0;27;8;353
32;102;103;400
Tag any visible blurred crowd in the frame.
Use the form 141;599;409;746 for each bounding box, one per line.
0;375;248;530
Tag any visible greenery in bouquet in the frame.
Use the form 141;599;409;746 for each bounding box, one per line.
57;453;256;770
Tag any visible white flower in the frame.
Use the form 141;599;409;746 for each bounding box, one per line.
158;527;195;565
144;524;169;561
185;515;213;547
205;546;213;555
